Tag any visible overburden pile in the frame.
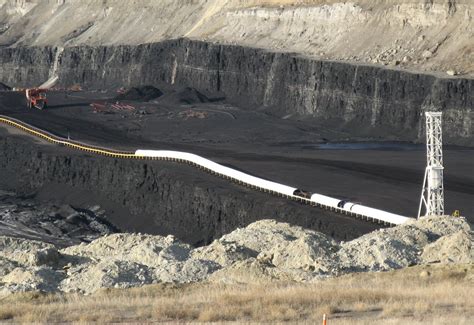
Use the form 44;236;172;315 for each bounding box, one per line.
0;82;10;91
0;216;472;295
115;86;163;102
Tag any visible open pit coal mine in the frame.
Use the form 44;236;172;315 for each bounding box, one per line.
0;39;473;247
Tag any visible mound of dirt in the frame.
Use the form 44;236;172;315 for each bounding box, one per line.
62;233;192;268
193;220;339;274
0;82;11;91
0;257;17;277
0;236;59;267
115;86;163;101
59;233;219;294
335;216;472;273
209;216;472;284
421;230;473;264
1;267;63;294
0;216;471;295
158;87;210;105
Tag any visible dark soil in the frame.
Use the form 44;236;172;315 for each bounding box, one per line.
0;86;473;245
0;190;118;247
157;87;210;105
115;85;163;101
0;82;11;91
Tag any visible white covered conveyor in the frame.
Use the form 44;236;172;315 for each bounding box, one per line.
136;150;410;225
38;76;59;89
0;115;411;228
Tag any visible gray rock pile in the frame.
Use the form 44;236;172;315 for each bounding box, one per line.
0;216;471;295
0;233;219;295
59;233;219;293
336;216;471;273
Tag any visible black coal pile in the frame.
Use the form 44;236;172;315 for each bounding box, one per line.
115;85;163;101
0;191;119;247
0;82;11;91
159;87;210;105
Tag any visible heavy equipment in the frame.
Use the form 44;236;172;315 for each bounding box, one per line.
25;76;58;110
26;88;48;110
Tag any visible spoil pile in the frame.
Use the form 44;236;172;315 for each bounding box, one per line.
0;82;11;91
336;216;471;273
115;86;163;102
158;87;210;105
0;216;471;295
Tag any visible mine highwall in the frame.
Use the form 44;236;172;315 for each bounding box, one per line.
0;38;472;144
0;134;380;245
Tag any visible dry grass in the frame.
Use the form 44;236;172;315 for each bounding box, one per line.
0;264;472;324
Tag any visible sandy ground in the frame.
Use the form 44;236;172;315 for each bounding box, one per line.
0;88;472;222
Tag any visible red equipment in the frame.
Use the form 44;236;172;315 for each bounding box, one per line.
25;76;58;110
26;88;48;110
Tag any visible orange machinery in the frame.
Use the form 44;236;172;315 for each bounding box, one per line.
26;88;48;110
25;76;59;110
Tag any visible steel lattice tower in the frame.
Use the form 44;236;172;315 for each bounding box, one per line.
418;112;445;218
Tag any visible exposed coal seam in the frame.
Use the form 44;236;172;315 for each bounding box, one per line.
0;38;472;144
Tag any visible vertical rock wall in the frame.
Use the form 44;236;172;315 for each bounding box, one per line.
0;135;380;244
0;39;472;143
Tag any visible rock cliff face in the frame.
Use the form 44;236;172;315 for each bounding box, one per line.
0;134;378;245
0;39;472;144
0;0;472;75
0;46;53;87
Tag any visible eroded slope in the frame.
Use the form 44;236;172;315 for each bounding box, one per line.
0;0;472;75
